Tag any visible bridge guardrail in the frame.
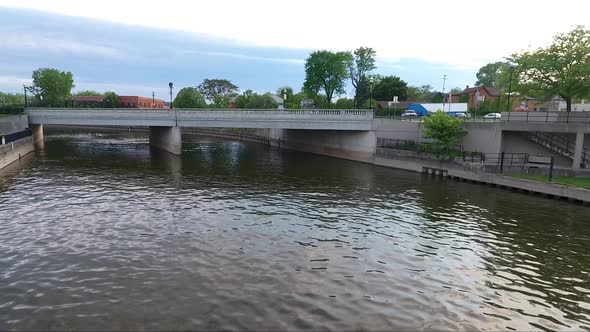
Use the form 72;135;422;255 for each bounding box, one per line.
501;111;590;124
26;108;373;117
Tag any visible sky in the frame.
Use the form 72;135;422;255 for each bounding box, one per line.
0;0;589;100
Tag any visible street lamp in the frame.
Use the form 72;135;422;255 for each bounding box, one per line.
168;82;174;109
23;84;28;108
282;88;287;110
369;77;374;110
506;65;516;114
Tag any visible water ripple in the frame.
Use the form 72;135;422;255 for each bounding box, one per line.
0;131;590;330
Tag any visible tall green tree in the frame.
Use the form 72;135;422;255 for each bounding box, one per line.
74;90;101;96
197;79;239;102
28;68;75;107
509;25;590;112
173;87;207;108
372;75;408;101
349;47;376;105
303;50;353;104
102;91;119;108
475;62;507;87
245;93;278;109
423;112;464;146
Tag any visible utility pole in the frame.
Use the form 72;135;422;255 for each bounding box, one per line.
152;91;155;106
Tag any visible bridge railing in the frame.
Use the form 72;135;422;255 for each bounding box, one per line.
26;108;373;117
501;111;590;124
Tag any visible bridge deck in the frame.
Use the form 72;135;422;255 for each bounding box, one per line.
27;108;373;130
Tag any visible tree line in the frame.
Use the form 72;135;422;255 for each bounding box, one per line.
3;25;587;111
474;25;590;112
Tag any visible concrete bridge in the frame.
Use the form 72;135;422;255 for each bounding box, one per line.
26;108;374;155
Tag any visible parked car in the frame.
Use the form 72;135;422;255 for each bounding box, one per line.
483;113;502;119
454;112;467;118
401;110;418;117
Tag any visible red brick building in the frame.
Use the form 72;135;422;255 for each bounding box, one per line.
118;96;165;109
450;86;501;107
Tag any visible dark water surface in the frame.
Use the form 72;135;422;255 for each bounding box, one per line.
1;131;590;331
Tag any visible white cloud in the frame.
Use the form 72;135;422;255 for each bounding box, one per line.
0;76;32;91
1;0;589;70
181;50;304;65
0;33;131;60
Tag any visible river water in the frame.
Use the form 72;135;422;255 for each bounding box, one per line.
1;130;590;331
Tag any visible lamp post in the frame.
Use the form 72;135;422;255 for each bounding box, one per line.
369;77;374;110
506;65;515;113
23;85;28;108
282;88;287;110
168;82;174;109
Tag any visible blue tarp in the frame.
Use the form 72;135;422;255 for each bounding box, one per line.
407;103;429;116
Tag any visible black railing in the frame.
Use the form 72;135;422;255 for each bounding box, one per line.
376;138;463;154
527;132;590;167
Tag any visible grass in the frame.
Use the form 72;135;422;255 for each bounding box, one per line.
511;174;590;189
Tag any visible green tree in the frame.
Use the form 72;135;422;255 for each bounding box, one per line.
407;84;434;102
423;112;464;147
197;79;239;102
211;95;230;108
475;62;507;87
287;91;307;109
349;47;376;105
335;98;355;109
303;50;353;105
372;75;408;101
449;87;463;94
102;91;119;108
173;87;207;108
245;93;278;109
509;25;590;112
74;90;101;96
0;92;25;106
235;89;254;108
29;68;75;107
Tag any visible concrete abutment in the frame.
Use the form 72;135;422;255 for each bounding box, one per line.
149;126;182;155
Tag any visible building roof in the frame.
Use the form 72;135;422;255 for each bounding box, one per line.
459;86;500;97
73;96;103;102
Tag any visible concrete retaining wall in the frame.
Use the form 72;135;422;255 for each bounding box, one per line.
273;129;376;163
0;136;35;170
502;131;572;167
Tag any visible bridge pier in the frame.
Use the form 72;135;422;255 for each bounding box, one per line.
30;124;45;149
149;126;182;155
573;131;585;169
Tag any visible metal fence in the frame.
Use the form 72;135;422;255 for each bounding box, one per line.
376;138;464;154
502;111;590;124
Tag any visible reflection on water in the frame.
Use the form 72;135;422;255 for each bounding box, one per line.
1;130;590;331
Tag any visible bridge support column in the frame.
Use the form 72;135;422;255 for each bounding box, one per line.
30;124;44;149
149;126;182;155
573;131;585;169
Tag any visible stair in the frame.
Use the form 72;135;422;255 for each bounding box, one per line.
525;132;589;168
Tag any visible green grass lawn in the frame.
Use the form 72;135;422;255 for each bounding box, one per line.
511;174;590;189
